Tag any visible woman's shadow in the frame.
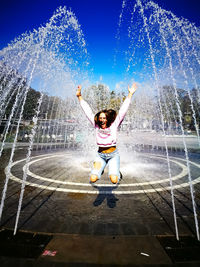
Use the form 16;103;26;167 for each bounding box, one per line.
90;183;119;208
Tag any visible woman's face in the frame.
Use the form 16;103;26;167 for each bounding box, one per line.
99;112;107;129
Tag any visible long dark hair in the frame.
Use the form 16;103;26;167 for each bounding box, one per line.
94;109;117;128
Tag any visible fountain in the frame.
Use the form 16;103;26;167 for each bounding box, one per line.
0;6;90;234
0;0;200;245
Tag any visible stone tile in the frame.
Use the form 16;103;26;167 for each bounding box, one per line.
93;223;106;235
79;222;93;235
106;223;120;235
120;223;137;235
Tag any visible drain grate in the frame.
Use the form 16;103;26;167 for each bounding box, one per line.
157;235;200;263
0;229;52;259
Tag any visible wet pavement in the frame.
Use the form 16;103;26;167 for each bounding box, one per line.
0;143;200;266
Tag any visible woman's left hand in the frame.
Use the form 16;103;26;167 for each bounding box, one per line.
76;85;82;97
128;82;137;95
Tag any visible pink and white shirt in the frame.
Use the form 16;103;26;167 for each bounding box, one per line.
80;97;131;147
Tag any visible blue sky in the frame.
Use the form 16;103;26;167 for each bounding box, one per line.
0;0;200;92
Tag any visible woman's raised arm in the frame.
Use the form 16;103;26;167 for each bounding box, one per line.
114;82;137;127
76;85;95;126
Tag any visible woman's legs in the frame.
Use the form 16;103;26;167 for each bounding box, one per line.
90;153;106;183
90;174;98;183
108;151;120;184
90;150;120;184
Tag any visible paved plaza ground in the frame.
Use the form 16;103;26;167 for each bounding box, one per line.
0;133;200;266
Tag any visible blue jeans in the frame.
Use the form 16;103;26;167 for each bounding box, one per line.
91;149;120;182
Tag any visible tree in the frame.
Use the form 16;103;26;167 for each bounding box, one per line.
83;83;110;112
158;85;200;131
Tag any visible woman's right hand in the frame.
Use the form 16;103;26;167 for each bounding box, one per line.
128;82;137;95
76;85;82;97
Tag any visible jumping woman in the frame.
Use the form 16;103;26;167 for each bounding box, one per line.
76;83;137;184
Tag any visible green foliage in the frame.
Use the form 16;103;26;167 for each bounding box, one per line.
83;84;110;111
23;89;41;119
159;85;200;130
1;63;199;132
5;133;15;142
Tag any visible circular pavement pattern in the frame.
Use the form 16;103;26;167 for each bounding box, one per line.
5;152;200;194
